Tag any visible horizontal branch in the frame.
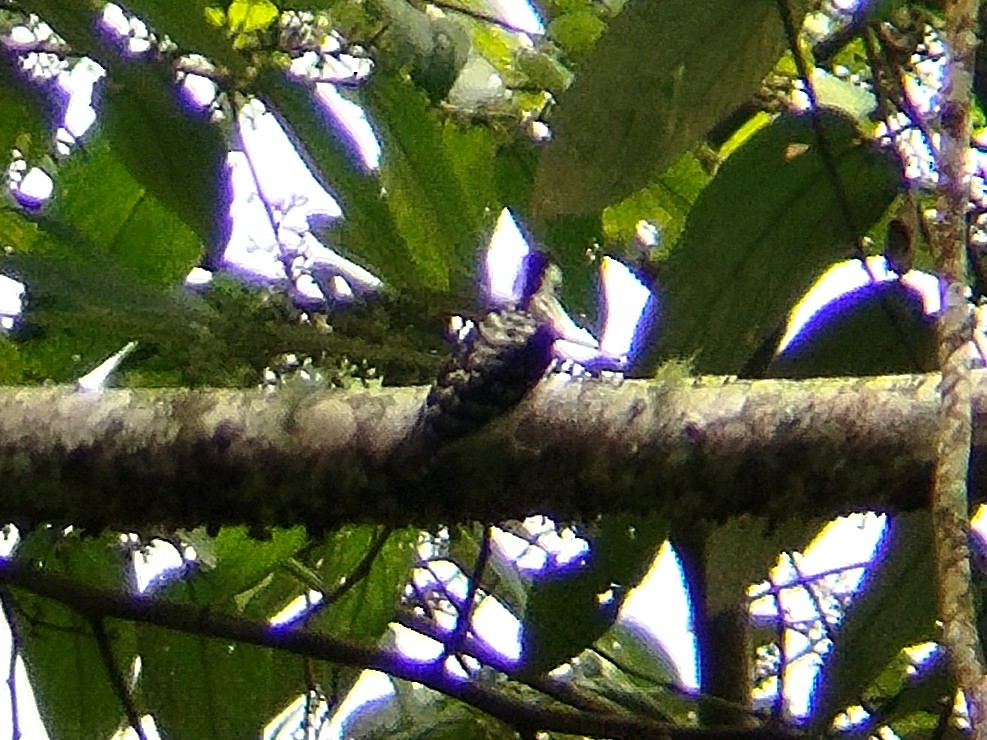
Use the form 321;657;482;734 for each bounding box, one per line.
0;557;793;739
0;371;974;532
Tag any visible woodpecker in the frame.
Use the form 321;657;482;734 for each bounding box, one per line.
421;251;566;444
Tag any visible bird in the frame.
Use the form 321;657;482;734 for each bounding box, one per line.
420;249;565;444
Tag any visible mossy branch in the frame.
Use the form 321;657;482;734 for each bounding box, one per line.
0;371;977;533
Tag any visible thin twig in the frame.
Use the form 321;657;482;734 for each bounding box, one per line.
0;589;20;740
766;571;786;722
749;558;871;596
788;553;837;646
327;526;393;605
90;617;146;740
449;526;491;655
397;608;644;718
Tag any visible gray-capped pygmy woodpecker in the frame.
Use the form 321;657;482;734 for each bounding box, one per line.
421;250;565;443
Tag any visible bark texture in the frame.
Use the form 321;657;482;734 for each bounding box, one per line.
0;371;980;533
931;0;987;728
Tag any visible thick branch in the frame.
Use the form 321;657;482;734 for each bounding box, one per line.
0;373;981;531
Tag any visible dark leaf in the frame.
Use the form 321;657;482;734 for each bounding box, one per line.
768;279;936;378
13;530;136;740
810;512;937;731
532;0;812;219
657;110;902;373
520;514;666;677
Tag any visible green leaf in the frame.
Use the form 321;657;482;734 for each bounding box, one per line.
768;280;936;378
137;626;303;739
48;133;204;287
13;530;136;740
515;50;573;97
547;10;606;55
340;678;514;740
2;229;213;384
602;152;709;255
99;59;225;251
531;0;811;220
520;514;666;677
704;515;824;615
657;110;902;373
0;51;51;160
16;1;226;249
810;512;937;731
112;0;249;74
228;0;280;33
865;649;949;736
362;73;497;293
161;526;309;612
598;619;682;688
309;526;419;641
132;527;310;738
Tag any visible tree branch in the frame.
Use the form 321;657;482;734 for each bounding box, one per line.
0;373;983;533
930;0;987;732
0;557;795;740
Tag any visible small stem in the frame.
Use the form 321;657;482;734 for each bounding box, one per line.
90;617;146;740
0;590;20;740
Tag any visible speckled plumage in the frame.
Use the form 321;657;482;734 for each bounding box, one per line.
421;254;563;444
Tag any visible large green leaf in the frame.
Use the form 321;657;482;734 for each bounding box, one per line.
602;152;710;255
657;110;902;373
1;213;215;384
99;59;225;251
361;73;497;294
137;625;304;739
810;512;937;731
531;0;811;220
13;530;137;740
134;526;311;738
18;1;225;250
48;132;206;287
309;526;419;642
768;280;936;378
520;514;666;677
159;526;309;612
